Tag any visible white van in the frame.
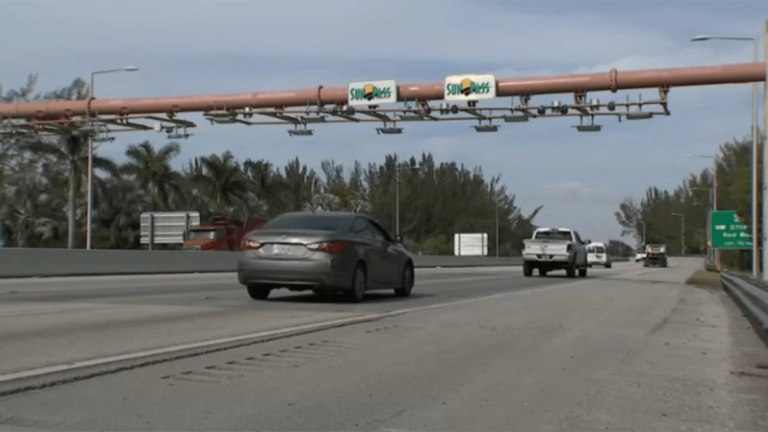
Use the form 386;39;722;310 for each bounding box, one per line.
587;242;612;268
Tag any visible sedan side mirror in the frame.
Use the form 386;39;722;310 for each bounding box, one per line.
394;235;404;244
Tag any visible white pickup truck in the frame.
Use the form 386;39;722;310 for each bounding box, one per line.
522;227;590;278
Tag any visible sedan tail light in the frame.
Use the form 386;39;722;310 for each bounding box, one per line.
307;241;348;253
241;239;263;250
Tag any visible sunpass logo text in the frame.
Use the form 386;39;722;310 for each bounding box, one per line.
446;78;491;97
350;84;392;101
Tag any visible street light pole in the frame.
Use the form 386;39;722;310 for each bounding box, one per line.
693;186;714;260
495;202;499;258
687;154;720;268
86;66;139;250
691;34;759;274
672;213;685;256
494;197;505;258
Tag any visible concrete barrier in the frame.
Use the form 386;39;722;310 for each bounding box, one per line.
0;248;629;278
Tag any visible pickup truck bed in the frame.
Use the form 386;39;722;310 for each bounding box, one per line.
522;228;589;278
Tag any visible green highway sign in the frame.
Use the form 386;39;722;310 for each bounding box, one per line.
710;210;752;249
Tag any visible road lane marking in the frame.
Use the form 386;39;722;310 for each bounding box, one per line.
0;276;591;385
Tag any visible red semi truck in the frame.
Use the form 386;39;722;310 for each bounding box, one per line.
181;214;265;251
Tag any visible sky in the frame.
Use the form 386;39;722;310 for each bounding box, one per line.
1;0;764;245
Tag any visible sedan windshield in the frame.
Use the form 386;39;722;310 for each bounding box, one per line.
263;214;345;232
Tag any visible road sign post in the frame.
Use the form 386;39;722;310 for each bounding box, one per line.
711;210;753;249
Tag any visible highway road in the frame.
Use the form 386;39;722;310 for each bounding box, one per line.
0;259;767;431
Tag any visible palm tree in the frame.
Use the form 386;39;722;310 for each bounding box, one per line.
96;172;149;248
0;172;66;247
283;157;320;212
24;134;115;249
193;151;252;217
242;158;286;216
122;141;182;211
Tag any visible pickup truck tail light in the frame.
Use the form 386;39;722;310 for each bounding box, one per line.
566;244;572;253
307;241;348;253
240;239;263;250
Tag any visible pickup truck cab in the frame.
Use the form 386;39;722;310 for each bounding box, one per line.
587;242;612;268
522;228;590;278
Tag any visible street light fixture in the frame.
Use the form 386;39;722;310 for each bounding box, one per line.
85;66;139;250
690;34;759;276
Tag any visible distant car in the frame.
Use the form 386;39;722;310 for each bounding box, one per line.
237;211;415;302
587;242;612;268
635;251;646;262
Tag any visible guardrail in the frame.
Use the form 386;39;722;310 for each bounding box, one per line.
721;271;768;336
0;248;629;278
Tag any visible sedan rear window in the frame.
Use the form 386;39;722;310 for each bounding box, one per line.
262;214;345;231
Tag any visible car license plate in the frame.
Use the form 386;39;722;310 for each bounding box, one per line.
273;244;293;255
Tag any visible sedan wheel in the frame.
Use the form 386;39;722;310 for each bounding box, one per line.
348;264;367;303
246;284;271;300
395;263;414;297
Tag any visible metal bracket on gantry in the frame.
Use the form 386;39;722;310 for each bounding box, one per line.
358;104;392;123
504;95;533;123
572;115;602;132
146;115;196;139
329;104;360;122
288;123;314;137
472;117;499;133
398;100;437;122
376;120;403;135
204;108;252;125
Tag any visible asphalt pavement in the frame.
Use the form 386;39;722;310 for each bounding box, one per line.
0;259;767;431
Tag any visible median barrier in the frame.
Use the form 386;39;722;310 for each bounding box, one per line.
721;271;768;338
0;248;629;278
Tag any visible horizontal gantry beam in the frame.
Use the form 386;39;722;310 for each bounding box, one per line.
0;62;764;121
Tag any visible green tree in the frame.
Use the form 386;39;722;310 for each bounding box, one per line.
122;141;182;211
192;151;253;217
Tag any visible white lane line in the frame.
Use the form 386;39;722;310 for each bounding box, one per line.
0;277;591;383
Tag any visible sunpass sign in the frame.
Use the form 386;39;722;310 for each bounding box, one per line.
347;80;397;106
444;73;497;102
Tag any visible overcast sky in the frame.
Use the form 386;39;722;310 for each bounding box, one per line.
1;0;764;244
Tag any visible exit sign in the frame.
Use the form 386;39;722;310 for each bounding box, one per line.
710;210;752;249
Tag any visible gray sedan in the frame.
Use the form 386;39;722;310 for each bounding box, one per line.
237;211;415;302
